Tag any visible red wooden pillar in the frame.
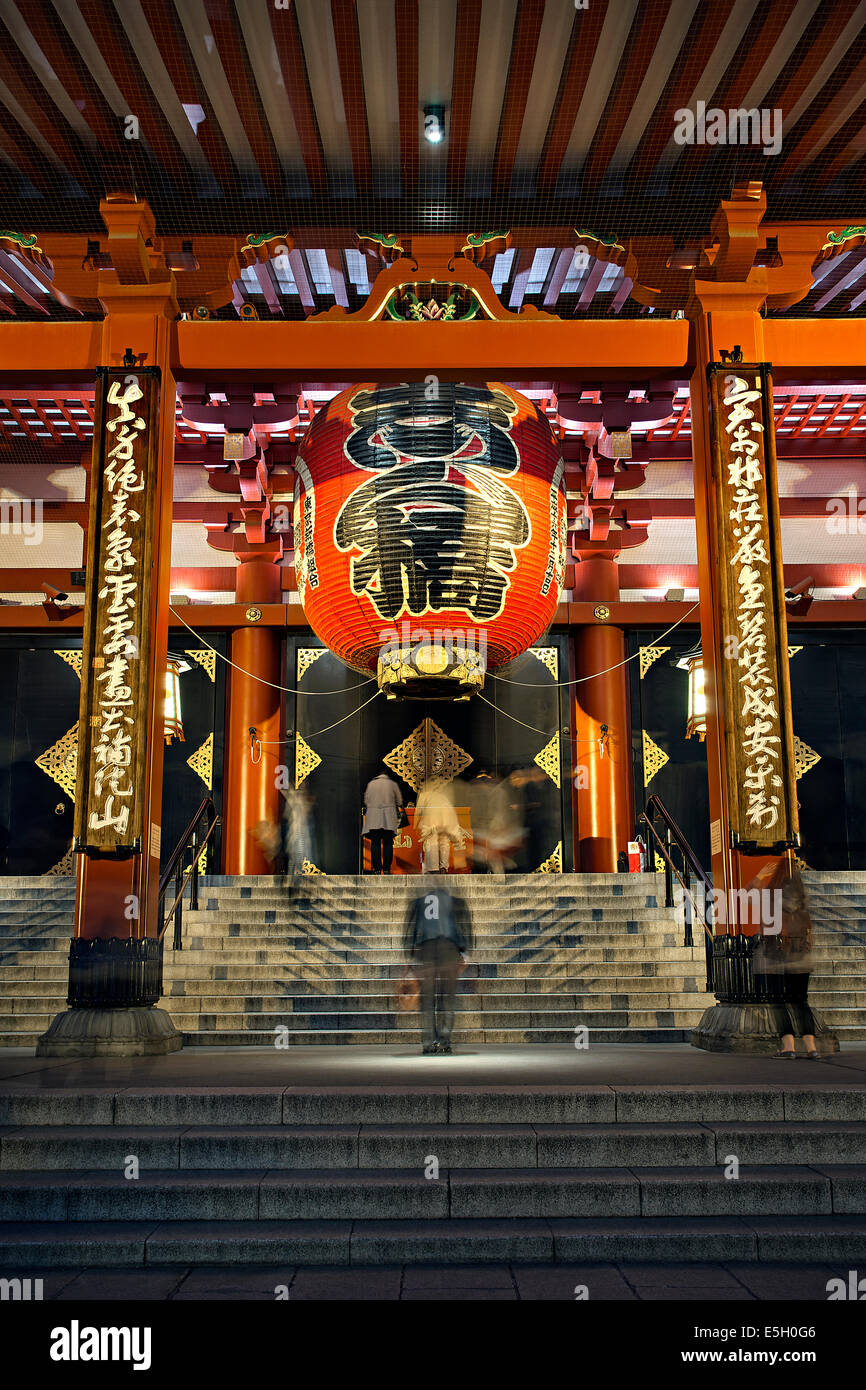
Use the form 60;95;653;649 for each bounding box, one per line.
39;200;180;1054
572;555;633;871
688;284;774;913
223;553;284;874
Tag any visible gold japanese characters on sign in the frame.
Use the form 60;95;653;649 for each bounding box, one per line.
73;369;160;855
709;364;799;852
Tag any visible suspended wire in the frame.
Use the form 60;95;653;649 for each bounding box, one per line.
169;606;375;695
486;602;700;687
475;691;552;736
247;689;382;749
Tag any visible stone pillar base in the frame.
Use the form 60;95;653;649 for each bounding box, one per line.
691;1003;840;1055
36;1007;182;1057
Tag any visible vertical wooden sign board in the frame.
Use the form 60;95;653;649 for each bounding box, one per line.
73;368;160;857
707;363;799;853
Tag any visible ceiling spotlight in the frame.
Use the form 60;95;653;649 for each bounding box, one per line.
423;106;445;144
665;587;685;602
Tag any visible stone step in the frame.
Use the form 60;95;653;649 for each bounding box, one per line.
6;1084;866;1126
2;1164;863;1222
157;990;710;1013
2;1215;865;1265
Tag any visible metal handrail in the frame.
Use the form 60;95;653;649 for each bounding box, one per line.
639;793;715;990
158;797;220;951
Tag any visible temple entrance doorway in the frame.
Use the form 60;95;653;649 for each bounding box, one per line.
290;636;572;875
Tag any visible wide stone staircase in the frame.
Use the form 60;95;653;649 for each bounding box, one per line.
1;870;866;1046
1;1080;865;1268
164;872;710;1046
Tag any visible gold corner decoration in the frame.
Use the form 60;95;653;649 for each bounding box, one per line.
787;646;803;659
793;735;820;781
655;852;666;873
383;718;472;793
642;729;669;786
537;842;563;873
302;858;325;875
528;646;559;679
56;649;83;678
639;645;670;679
45;845;74;876
297;648;326;682
295;733;322;787
186;733;214;791
534;732;561;789
35;722;79;800
185;648;216;682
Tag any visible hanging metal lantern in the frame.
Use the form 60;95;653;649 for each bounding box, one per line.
676;642;707;741
293;382;568;697
164;657;190;744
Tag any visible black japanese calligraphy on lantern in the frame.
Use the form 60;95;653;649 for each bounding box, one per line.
334;384;531;623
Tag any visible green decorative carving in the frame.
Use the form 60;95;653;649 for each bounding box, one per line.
383;285;480;321
356;232;406;263
574;228;624;252
463;230;509;249
825;225;866;246
0;231;39;249
242;231;290;249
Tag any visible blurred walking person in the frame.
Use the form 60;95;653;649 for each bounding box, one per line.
403;884;474;1054
362;767;404;874
416;776;462;873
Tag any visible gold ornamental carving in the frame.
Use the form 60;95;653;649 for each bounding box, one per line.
186;733;214;791
788;646;802;659
642;730;669;786
793;735;820;781
245;606;262;622
528;647;559;679
46;845;74;876
36;722;79;799
534;732;561;789
537;842;562;873
302;858;325;874
295;733;322;787
384;718;472;793
185;648;217;682
56;649;83;678
639;645;670;679
297;648;326;682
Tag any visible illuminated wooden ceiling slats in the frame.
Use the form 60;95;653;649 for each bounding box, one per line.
0;0;117;154
557;0;640;192
490;0;544;192
331;0;373;194
582;0;696;187
73;0;215;189
293;0;356;197
445;0;482;192
0;40;91;192
264;0;327;195
0;0;862;225
535;0;606;195
625;0;754;182
394;0;419;194
136;0;237;188
356;0;401;198
193;0;283;195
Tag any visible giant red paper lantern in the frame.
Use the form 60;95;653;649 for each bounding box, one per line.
293;382;567;695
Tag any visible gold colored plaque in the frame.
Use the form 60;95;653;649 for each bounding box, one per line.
708;363;799;852
594;605;610;622
245;607;262;622
74;368;160;855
